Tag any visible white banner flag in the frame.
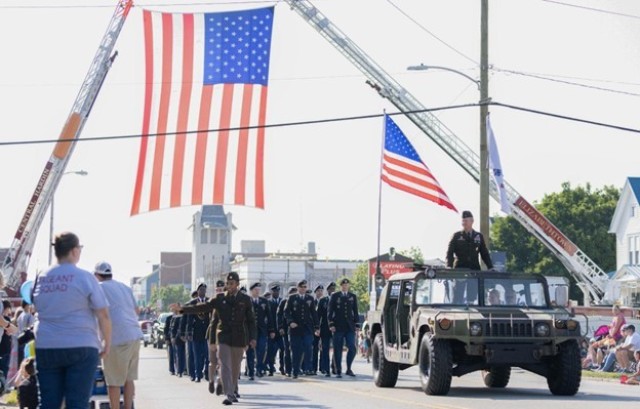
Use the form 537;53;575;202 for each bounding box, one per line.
487;115;511;215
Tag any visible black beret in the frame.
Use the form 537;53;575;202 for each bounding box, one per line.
314;285;324;292
340;278;350;285
226;271;240;282
263;292;272;298
297;280;308;287
288;287;297;295
270;284;280;292
216;280;225;288
197;282;207;290
250;282;261;291
327;282;337;290
462;210;473;219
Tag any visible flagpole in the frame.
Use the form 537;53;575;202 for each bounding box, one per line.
373;111;386;311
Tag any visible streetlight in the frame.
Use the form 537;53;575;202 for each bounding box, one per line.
48;170;88;265
407;62;491;247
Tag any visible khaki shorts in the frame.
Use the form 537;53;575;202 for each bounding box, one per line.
103;340;140;386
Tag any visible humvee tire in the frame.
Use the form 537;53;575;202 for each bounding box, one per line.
482;366;511;388
372;333;399;387
418;335;452;395
547;340;581;396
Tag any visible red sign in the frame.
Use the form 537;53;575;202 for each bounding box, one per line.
369;261;413;279
514;196;577;256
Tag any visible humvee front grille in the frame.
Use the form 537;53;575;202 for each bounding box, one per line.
485;321;533;337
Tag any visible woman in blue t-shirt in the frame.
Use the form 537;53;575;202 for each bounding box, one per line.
33;232;112;409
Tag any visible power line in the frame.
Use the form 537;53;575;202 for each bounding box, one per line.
540;0;640;20
1;101;639;148
384;0;478;66
491;66;640;98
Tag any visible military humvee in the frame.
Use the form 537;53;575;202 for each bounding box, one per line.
368;267;586;396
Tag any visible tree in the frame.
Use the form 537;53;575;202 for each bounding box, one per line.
150;284;191;311
342;263;370;313
491;182;619;302
399;246;424;264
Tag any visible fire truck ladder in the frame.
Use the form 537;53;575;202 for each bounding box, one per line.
285;0;610;305
1;0;134;291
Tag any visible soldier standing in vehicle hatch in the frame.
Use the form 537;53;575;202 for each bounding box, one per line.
446;210;493;303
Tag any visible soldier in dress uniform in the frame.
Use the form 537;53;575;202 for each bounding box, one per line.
246;282;274;380
185;283;210;383
181;272;256;406
446;210;493;303
311;284;324;374
170;303;186;378
284;280;319;379
328;278;359;378
267;285;285;376
277;287;296;377
207;280;226;395
317;282;336;377
181;290;199;381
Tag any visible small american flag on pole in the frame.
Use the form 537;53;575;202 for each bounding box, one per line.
381;115;457;212
131;7;275;215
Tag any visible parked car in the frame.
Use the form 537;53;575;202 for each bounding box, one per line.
139;320;154;347
152;312;172;349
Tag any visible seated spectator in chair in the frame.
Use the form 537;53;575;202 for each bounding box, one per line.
615;324;640;372
624;351;640;385
587;305;626;367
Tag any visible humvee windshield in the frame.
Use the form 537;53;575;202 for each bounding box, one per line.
415;276;549;307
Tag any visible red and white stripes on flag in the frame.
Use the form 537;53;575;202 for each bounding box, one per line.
131;8;274;215
381;115;457;212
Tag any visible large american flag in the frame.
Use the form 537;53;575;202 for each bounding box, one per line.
131;7;274;215
381;115;457;212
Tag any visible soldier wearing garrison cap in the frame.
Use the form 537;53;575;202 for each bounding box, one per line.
446;210;493;303
181;271;256;406
184;283;210;383
284;280;319;378
246;282;274;379
317;282;336;376
267;284;285;376
328;278;359;378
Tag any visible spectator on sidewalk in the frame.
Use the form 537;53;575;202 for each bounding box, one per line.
94;261;143;409
615;324;640;372
33;232;111;409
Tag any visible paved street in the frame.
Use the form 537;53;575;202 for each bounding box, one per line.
134;344;639;409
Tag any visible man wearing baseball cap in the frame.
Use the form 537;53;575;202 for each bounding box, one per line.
181;272;256;406
94;262;142;409
615;324;640;372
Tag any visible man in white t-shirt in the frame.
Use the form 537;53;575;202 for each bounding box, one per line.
94;261;143;409
615;324;640;372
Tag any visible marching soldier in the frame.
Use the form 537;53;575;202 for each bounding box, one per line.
207;280;225;395
328;278;359;378
446;210;493;303
185;283;210;383
317;282;336;377
181;272;256;406
181;290;199;381
284;280;319;379
246;282;274;380
312;284;324;374
170;303;186;378
277;287;297;377
267;285;284;376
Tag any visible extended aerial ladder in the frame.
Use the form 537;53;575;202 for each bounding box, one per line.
0;0;133;291
285;0;610;305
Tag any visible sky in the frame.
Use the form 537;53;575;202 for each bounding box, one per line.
1;0;639;286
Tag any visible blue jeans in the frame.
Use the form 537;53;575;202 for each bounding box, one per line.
602;350;617;372
290;332;313;376
36;347;99;409
319;335;332;373
192;340;208;380
333;330;356;374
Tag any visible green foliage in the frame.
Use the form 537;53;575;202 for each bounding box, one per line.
342;263;370;313
491;182;619;302
399;246;424;264
150;284;191;311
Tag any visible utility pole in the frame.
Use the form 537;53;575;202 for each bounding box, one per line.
479;0;490;249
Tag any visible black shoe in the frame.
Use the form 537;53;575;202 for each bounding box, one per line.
178;373;183;378
256;372;263;378
331;369;337;375
286;373;291;377
231;395;239;403
346;370;355;377
222;398;233;406
234;392;240;399
195;378;201;383
336;374;342;378
292;374;298;379
279;368;286;375
324;373;331;378
170;372;175;376
249;376;254;381
208;382;215;394
216;383;223;396
268;371;274;376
